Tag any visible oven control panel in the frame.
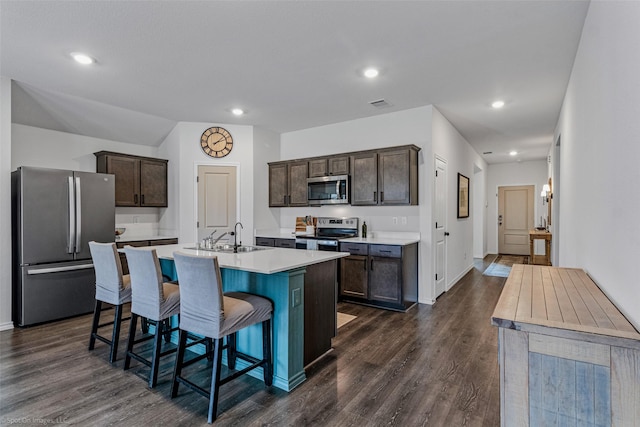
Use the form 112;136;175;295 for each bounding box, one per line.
317;217;358;229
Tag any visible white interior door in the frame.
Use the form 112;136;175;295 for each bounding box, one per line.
434;158;447;298
197;165;237;243
498;185;534;255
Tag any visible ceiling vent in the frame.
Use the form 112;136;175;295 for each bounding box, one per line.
370;99;391;108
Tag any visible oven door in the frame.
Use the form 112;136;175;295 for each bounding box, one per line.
316;239;339;252
295;238;307;250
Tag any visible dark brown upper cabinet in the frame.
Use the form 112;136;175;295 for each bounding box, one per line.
268;144;419;208
308;156;350;178
95;151;168;207
269;160;308;207
351;146;419;206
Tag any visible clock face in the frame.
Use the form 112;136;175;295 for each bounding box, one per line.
200;127;233;158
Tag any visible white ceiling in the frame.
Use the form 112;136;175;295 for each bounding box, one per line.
1;1;589;164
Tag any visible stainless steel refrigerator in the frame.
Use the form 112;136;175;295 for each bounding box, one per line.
11;166;115;326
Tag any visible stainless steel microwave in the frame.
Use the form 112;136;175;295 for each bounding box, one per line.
307;175;350;205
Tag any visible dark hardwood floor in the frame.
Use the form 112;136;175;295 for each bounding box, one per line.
0;255;504;426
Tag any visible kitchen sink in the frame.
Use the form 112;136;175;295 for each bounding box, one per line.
185;245;268;253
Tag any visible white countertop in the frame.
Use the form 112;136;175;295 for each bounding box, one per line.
117;234;178;243
340;236;420;246
147;243;349;275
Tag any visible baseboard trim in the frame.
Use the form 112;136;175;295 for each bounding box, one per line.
0;321;15;331
446;264;474;291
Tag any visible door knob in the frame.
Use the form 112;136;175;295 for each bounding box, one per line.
444;232;450;236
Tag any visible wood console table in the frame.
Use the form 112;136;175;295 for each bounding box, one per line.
491;265;640;426
529;230;551;265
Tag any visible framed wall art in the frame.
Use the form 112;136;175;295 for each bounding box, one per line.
457;173;469;218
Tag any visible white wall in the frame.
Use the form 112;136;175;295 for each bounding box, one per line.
553;2;640;328
158;122;255;245
473;163;488;258
486;160;548;255
431;108;487;289
253;127;281;231
0;77;13;329
11;124;157;172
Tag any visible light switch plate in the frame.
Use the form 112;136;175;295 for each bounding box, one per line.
292;288;302;307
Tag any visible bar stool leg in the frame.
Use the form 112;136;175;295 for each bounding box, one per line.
149;320;164;388
227;333;237;369
208;338;223;424
171;330;188;398
109;304;124;363
262;319;273;386
88;300;103;350
124;313;139;370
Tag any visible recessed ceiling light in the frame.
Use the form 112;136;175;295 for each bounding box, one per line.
363;68;379;78
491;100;505;109
231;108;244;116
71;52;95;65
509;151;518;156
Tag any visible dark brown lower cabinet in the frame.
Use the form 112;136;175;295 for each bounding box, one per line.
340;242;417;312
255;237;295;248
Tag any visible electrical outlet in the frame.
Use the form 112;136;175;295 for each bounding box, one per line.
133;216;139;224
401;217;407;225
392;217;398;225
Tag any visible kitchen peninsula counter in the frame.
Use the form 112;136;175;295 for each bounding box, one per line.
147;243;349;392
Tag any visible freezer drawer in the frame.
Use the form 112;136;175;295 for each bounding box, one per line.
14;262;96;326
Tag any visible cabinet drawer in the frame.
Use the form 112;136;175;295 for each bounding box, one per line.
150;238;178;246
256;237;275;247
340;242;368;255
369;244;401;258
275;238;296;248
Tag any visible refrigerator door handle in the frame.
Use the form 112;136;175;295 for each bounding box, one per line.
67;176;76;253
27;263;94;275
75;176;82;252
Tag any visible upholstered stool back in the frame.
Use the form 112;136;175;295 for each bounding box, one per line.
89;241;131;305
124;246;180;321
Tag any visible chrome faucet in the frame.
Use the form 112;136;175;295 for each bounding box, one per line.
232;222;243;253
212;232;229;245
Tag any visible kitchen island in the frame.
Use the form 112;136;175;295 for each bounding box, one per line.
147;243;349;392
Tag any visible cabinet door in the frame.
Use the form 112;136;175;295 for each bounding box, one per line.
351;152;378;205
107;156;140;206
149;238;178;246
369;256;402;304
308;158;328;178
328;156;349;175
289;161;309;206
255;237;275;247
340;255;369;299
269;164;289;207
379;149;411;205
140;160;168;207
274;238;296;248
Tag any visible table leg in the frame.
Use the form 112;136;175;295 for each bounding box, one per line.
545;239;551;266
529;237;534;265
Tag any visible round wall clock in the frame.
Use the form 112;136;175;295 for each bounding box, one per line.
200;126;233;158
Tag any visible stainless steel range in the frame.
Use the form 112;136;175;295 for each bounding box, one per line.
295;217;359;251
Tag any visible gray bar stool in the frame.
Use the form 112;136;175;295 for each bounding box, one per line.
88;241;132;363
171;252;273;424
123;246;180;388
